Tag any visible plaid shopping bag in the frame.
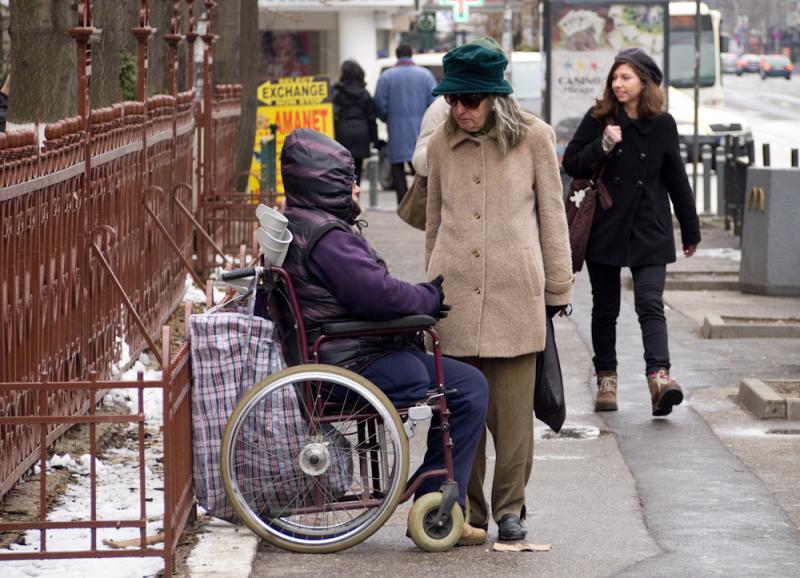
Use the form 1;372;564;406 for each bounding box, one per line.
189;296;286;521
189;287;353;521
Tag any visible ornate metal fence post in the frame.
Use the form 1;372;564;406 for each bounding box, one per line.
67;0;99;378
184;0;198;91
165;1;184;97
199;1;217;271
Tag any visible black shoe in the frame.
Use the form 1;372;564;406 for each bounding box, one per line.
497;514;527;542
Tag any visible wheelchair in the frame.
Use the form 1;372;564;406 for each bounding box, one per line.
217;265;463;553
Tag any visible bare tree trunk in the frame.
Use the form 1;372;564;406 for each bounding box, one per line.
92;1;139;107
8;0;77;122
237;0;258;189
213;0;258;190
177;0;204;93
148;1;174;96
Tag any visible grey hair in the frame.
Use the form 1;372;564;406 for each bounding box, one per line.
445;94;530;155
490;95;530;154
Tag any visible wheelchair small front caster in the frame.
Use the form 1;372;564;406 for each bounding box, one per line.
407;492;463;552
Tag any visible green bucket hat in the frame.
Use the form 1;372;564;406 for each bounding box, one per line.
432;37;513;96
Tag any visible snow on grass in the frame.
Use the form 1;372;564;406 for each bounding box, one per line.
183;273;226;305
2;353;167;578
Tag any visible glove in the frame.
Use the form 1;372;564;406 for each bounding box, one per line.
435;303;452;320
546;304;571;319
429;274;451;319
374;139;387;150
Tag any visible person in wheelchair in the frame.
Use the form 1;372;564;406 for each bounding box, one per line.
280;128;490;546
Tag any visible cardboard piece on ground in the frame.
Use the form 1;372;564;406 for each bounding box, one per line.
493;542;551;552
102;532;165;549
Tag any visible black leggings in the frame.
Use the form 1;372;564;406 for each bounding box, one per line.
586;260;669;374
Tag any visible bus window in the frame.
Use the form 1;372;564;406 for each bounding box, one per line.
669;14;716;88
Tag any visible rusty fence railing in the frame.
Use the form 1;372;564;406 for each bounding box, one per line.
0;0;251;574
0;325;193;576
0;90;197;498
197;84;274;273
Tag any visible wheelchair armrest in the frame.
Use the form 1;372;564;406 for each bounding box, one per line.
321;315;436;336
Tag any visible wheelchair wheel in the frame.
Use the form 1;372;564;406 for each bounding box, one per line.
407;492;464;552
221;364;409;553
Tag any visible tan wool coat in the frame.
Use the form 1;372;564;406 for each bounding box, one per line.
425;112;573;358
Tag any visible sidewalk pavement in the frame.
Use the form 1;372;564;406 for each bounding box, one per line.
185;191;800;577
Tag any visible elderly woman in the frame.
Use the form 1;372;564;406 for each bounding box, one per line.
425;39;573;541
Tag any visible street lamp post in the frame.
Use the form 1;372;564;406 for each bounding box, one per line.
692;0;700;200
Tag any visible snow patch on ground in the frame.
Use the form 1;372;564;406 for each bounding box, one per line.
695;247;741;262
183;273;226;305
2;353;166;578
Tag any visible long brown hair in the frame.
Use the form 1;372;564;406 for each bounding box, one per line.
592;60;665;120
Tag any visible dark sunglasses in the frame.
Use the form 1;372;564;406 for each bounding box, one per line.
444;93;487;109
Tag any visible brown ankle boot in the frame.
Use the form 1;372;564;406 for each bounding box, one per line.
595;371;618;412
647;369;683;416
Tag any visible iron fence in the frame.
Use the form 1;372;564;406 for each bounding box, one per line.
1;0;250;573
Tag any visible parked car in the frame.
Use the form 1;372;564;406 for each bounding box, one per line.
721;52;738;74
736;53;762;75
759;54;793;79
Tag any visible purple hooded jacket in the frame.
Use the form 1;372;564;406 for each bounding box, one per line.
280;128;440;371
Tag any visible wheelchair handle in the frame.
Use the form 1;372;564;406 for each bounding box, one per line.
220;267;258;281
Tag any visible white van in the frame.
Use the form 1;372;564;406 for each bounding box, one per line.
375;51;543;117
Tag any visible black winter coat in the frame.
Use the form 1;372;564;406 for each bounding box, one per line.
332;82;378;161
562;108;701;267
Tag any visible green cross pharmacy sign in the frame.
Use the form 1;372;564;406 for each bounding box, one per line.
438;0;484;23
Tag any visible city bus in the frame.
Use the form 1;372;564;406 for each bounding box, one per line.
668;1;723;106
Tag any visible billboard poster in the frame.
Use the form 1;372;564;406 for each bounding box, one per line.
248;75;334;194
545;2;667;158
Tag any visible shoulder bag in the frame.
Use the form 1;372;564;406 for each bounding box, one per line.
565;162;613;273
396;173;427;231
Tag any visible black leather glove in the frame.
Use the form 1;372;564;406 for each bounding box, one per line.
375;139;387;150
429;274;451;319
546;304;571;319
435;303;452;319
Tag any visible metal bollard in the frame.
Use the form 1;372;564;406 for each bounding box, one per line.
702;146;713;215
367;152;379;209
762;143;771;167
715;146;726;217
792;148;799;167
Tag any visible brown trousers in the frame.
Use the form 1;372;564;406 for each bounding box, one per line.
457;353;537;525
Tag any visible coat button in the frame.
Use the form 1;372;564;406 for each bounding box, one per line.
473;211;481;219
474;287;481;294
473;175;481;184
472;249;481;257
615;147;623;156
612;176;621;185
639;152;647;161
636;180;643;189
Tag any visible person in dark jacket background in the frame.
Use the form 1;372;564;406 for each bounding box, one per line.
562;48;701;417
332;60;378;185
280;128;489;546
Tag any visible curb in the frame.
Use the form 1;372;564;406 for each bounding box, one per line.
624;270;740;291
738;378;800;419
702;314;800;339
186;517;259;578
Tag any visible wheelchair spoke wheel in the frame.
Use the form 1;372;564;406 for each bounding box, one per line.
407;492;463;552
221;364;409;553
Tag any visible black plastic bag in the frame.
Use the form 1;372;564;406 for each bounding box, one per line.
534;316;566;433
